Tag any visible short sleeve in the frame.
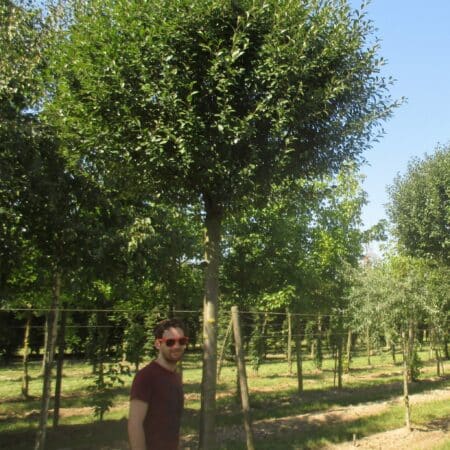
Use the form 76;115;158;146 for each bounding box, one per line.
130;367;153;404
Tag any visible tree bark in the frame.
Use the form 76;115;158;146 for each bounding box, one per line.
41;314;48;375
407;319;415;382
345;329;352;373
34;270;61;450
391;340;396;364
53;309;67;428
231;306;255;450
287;310;292;375
22;312;32;399
217;318;232;381
199;198;222;450
401;329;412;431
294;316;303;393
337;328;343;389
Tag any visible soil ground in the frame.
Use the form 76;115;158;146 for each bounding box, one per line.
181;387;450;449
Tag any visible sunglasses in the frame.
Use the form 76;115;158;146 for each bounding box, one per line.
158;337;189;347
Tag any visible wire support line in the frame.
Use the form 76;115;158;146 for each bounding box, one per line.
0;307;202;314
6;325;121;329
237;310;353;318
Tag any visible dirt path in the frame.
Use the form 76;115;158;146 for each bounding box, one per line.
322;388;450;450
182;387;450;449
325;424;450;450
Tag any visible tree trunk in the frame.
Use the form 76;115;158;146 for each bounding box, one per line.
34;270;61;450
391;340;396;364
407;319;415;382
435;348;441;377
22;312;32;399
287;310;292;375
314;315;323;370
41;315;49;375
345;329;352;373
199;198;222;450
53;310;67;428
366;326;371;366
294;316;303;393
231;306;255;450
337;328;343;389
401;329;412;431
217;319;232;381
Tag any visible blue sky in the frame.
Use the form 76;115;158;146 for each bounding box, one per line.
349;0;450;229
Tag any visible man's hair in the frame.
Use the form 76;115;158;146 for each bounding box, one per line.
153;318;186;339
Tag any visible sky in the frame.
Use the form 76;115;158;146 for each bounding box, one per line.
348;0;450;230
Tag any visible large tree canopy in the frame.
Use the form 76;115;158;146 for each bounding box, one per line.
47;0;394;206
388;146;450;264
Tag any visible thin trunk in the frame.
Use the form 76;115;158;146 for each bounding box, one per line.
401;329;412;431
337;331;343;389
295;320;303;393
217;319;233;381
174;274;184;381
99;359;105;421
287;310;292;375
53;310;67;428
34;270;61;450
407;319;415;382
428;325;434;360
333;347;338;387
22;312;32;399
231;306;255;450
199;199;222;450
41;315;48;375
366;326;371;366
345;329;352;373
435;348;441;377
391;341;396;364
256;313;268;371
315;315;323;370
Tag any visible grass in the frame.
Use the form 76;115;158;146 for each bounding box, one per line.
0;349;448;449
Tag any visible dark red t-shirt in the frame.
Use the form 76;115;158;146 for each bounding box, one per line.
130;361;184;450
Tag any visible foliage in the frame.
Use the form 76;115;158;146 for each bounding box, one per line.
348;255;447;381
46;0;396;208
387;145;450;264
87;362;130;421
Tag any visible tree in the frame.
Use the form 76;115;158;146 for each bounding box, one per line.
46;0;396;445
387;146;450;265
0;0;48;290
349;255;433;430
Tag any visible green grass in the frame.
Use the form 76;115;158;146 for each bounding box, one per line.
0;350;449;449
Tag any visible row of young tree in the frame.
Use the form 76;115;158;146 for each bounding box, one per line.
1;0;448;448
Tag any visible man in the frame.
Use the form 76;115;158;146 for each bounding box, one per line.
128;318;188;450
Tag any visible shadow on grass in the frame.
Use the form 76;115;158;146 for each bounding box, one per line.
214;375;450;424
0;410;200;450
0;418;129;450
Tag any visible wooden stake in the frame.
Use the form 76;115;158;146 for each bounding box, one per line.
231;306;255;450
217;318;233;381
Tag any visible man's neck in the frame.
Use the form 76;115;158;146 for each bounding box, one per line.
155;355;177;372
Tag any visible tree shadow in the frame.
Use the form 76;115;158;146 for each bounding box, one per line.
0;418;129;450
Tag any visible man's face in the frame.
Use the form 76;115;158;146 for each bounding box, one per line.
155;326;186;363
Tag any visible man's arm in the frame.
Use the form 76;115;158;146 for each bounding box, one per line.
128;398;149;450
